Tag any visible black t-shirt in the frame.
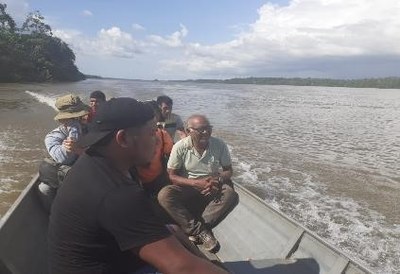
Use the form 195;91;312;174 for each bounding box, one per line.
48;153;170;274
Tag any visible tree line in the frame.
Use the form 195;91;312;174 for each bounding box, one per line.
0;3;85;82
186;77;400;89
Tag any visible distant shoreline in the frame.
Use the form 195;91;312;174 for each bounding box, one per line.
176;76;400;89
5;75;399;90
86;75;400;89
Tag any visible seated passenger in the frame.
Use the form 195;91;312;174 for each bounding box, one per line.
156;95;186;141
158;114;239;253
136;100;173;196
48;98;227;274
87;90;106;122
38;94;88;212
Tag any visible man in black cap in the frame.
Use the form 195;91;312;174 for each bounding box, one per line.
48;98;227;274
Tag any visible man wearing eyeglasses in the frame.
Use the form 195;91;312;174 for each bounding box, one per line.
158;114;239;253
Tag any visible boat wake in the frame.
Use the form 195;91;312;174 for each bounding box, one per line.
25;90;57;110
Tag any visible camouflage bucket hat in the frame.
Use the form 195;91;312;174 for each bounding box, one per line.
54;94;89;121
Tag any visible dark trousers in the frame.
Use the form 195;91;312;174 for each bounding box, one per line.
157;182;239;236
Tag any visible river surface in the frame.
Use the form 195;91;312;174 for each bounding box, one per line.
0;79;399;273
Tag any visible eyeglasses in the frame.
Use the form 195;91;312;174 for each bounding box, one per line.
188;126;213;134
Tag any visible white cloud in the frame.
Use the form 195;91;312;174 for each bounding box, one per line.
82;10;93;17
53;29;82;42
148;24;188;48
54;27;144;58
95;27;142;57
132;23;145;31
53;0;400;79
158;0;400;78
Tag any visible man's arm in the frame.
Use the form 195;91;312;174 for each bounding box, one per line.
218;139;233;184
135;235;227;274
101;186;226;273
219;165;233;183
63;138;85;155
44;131;70;164
167;168;215;192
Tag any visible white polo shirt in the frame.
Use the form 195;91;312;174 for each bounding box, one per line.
167;136;231;179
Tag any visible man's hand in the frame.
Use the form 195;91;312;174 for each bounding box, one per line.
63;138;85;155
198;176;220;196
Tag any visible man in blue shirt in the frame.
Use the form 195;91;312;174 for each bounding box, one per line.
38;94;89;211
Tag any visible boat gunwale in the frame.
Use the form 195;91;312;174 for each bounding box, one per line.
233;182;373;273
0;173;39;229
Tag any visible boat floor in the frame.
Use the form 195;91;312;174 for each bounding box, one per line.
200;245;319;274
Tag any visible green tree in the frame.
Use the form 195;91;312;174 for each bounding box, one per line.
21;11;52;36
0;3;16;32
0;3;84;82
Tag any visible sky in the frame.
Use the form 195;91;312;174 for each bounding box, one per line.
3;0;400;80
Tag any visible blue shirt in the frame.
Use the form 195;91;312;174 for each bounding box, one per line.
44;121;82;165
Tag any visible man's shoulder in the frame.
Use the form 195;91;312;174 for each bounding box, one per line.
66;154;111;187
173;136;191;149
170;112;182;119
56;154;143;210
45;126;64;138
209;136;227;146
169;113;183;123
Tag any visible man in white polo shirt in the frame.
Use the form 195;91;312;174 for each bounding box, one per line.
158;114;239;253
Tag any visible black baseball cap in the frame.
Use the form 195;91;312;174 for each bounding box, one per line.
78;97;154;148
89;90;106;101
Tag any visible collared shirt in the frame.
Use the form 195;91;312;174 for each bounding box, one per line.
167;136;231;179
44;120;82;165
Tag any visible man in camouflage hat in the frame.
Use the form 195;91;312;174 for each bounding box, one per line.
38;94;89;212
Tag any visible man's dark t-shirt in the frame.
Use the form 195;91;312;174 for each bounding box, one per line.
48;153;170;274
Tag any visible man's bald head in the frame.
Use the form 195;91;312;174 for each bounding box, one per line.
186;114;210;129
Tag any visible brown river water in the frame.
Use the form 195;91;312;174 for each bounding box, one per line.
0;79;399;273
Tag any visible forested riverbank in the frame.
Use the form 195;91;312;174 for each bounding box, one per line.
0;3;84;83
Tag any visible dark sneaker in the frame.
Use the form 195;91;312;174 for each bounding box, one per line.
198;230;220;253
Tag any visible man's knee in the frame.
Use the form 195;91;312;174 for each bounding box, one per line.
157;185;180;207
223;185;239;208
